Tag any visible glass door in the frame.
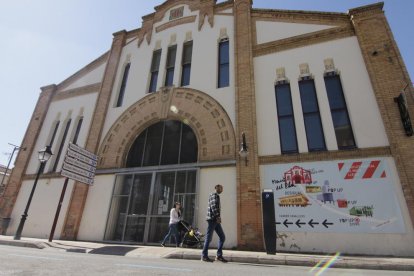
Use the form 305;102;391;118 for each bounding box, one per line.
105;170;197;244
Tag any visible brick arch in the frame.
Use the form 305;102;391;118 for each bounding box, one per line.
98;87;236;169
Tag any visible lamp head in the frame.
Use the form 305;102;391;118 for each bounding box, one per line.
239;132;248;158
38;146;53;163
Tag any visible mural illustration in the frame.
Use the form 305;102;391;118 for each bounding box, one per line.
263;157;406;233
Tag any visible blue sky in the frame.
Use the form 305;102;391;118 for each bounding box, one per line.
0;0;412;166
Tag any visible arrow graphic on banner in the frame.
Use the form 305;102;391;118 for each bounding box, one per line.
308;219;319;228
322;219;334;228
295;219;306;228
283;219;293;228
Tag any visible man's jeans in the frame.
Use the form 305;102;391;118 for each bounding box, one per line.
162;223;181;246
202;219;225;257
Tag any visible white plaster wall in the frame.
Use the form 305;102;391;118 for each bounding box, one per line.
26;92;98;175
259;157;414;256
254;36;389;156
198;167;237;249
78;174;115;241
101;6;235;145
256;21;334;45
64;62;106;91
7;177;74;239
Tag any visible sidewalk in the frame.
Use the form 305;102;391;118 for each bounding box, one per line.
0;235;413;271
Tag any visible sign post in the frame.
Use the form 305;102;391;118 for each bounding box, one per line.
48;143;98;242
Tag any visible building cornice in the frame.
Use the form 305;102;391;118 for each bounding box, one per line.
56;52;109;92
348;2;384;18
52;83;101;102
259;147;392;165
253;25;355;57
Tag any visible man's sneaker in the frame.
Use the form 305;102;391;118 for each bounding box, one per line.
201;256;214;262
215;256;228;263
160;243;165;247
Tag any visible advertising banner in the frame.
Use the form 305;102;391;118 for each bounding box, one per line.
263;157;405;233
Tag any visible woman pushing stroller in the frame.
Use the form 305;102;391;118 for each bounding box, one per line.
161;202;181;247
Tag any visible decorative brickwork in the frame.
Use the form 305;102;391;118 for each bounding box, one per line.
0;85;56;234
138;0;216;46
234;0;264;250
253;25;355;57
52;83;101;102
155;15;197;33
259;146;392;165
349;3;414;226
98;87;236;168
60;31;127;240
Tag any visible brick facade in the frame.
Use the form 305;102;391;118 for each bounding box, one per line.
2;0;413;254
0;85;55;234
98;87;236;168
234;0;264;250
349;3;414;226
60;31;127;240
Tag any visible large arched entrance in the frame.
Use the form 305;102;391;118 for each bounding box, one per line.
104;120;199;243
99;87;236;244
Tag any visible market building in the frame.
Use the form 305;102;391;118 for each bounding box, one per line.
1;0;413;256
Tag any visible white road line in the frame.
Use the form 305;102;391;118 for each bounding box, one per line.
8;253;65;261
115;263;192;272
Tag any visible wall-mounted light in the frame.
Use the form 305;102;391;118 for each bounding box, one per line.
239;132;248;166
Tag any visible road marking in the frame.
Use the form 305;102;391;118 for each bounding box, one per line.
115;263;192;272
8;253;64;261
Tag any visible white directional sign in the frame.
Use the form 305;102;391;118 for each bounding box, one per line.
61;143;98;185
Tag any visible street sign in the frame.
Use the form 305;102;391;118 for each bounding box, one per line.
61;170;94;185
60;143;98;185
64;156;96;173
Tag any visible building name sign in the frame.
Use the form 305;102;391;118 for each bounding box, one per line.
169;6;184;21
60;143;98;185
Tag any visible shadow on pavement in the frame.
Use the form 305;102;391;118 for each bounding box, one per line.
88;246;139;256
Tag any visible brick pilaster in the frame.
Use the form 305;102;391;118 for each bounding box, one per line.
349;3;414;226
234;0;264;250
60;31;127;240
0;85;56;233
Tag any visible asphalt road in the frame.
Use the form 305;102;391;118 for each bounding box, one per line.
0;245;412;276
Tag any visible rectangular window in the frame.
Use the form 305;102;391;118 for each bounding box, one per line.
181;41;193;86
165;45;177;87
324;73;356;149
49;121;60;147
218;39;229;88
52;119;71;172
116;63;130;107
299;79;326;151
275;82;298;154
72;117;83;145
149;49;161;93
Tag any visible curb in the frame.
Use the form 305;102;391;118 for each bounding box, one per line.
0;239;47;249
1;238;414;271
165;252;414;271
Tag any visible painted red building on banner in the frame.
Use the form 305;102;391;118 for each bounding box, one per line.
284;166;312;185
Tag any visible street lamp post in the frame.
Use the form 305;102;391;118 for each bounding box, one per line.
14;146;53;240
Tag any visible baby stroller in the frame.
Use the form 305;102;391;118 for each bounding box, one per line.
178;220;204;248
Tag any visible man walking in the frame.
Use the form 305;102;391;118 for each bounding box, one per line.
201;184;228;263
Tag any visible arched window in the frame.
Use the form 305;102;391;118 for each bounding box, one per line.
126;120;198;167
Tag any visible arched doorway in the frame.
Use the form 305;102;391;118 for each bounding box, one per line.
104;120;198;244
